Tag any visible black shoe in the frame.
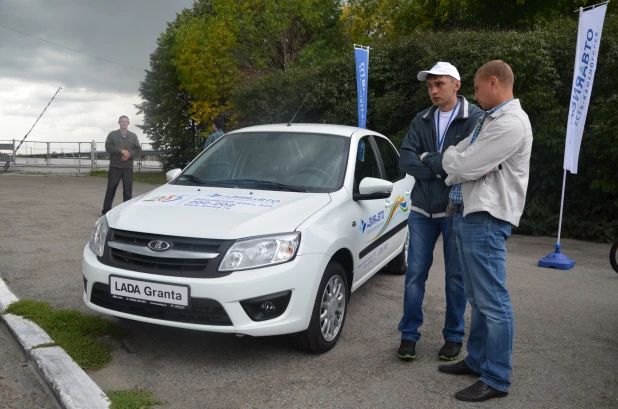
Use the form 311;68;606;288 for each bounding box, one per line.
455;380;508;402
397;340;416;360
438;341;462;361
438;359;478;375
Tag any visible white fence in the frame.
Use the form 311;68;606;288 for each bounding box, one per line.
0;140;162;172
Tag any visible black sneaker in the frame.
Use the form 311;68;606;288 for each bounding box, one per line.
398;339;416;360
439;341;462;361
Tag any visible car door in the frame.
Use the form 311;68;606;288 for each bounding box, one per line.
351;135;393;286
371;135;414;262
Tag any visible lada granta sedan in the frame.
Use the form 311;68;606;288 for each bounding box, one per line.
83;124;414;353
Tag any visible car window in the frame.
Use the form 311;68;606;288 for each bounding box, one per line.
373;136;405;182
353;136;381;193
175;132;349;193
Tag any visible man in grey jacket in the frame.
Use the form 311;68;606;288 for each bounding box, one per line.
439;60;533;402
102;115;141;215
397;62;483;361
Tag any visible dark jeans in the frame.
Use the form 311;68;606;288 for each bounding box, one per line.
103;167;133;212
398;211;466;343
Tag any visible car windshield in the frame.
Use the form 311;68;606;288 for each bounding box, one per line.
174;131;350;193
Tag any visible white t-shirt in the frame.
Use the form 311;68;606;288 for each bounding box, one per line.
434;104;460;151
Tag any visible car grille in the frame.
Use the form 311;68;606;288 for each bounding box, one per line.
109;248;210;273
90;282;233;326
99;229;233;278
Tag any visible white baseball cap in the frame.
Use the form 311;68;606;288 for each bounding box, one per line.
417;62;461;81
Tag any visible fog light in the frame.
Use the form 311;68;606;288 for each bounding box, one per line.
240;291;292;322
261;301;276;315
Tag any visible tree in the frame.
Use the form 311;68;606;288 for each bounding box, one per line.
171;0;343;126
341;0;602;42
135;10;204;171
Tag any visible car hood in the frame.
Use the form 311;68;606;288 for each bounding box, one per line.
106;185;331;240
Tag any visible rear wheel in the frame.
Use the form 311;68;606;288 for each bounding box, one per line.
295;261;348;353
610;239;618;274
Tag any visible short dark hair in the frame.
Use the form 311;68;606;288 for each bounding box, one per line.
118;115;129;122
213;117;224;130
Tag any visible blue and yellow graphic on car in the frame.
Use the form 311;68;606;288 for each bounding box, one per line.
358;196;408;242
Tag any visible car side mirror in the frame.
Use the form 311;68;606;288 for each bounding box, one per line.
166;168;182;182
353;177;393;200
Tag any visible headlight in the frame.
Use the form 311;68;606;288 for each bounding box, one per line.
219;233;300;271
89;216;109;257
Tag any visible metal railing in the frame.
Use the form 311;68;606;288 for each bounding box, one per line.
0;140;162;173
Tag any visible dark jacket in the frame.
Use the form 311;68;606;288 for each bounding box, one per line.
399;96;483;217
105;130;141;169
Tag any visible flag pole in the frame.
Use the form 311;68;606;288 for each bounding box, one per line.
574;0;609;12
556;169;567;245
541;0;609;270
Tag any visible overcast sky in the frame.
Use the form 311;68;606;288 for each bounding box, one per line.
0;0;194;150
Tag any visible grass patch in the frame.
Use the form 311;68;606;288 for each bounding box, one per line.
107;389;166;409
4;300;125;370
90;170;167;185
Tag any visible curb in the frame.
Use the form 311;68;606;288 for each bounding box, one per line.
0;278;110;409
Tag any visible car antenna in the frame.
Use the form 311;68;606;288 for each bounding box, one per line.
287;92;310;126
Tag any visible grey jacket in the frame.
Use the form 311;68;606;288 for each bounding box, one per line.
105;130;141;169
399;96;483;218
443;99;533;226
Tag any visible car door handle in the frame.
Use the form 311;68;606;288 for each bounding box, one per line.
384;200;392;208
405;190;411;196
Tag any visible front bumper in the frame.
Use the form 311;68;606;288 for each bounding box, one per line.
82;246;327;336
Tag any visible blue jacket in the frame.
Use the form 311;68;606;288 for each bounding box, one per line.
399;96;483;218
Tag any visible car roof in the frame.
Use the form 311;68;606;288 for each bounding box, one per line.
226;123;372;138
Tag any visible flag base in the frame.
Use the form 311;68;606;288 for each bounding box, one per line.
538;244;575;270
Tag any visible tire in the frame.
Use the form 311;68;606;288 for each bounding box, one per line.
387;231;409;275
294;261;349;353
610;239;618;274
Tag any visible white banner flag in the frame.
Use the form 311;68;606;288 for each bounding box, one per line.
563;4;608;173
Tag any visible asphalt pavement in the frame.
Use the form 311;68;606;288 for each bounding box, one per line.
0;173;617;409
0;320;61;409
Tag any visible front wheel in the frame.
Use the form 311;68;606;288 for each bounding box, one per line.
294;261;349;353
610;239;618;274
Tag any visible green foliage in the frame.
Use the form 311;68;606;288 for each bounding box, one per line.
107;389;166;409
233;15;618;242
4;300;125;370
341;0;605;42
171;0;343;124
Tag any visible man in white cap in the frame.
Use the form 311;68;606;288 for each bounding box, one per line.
397;62;483;362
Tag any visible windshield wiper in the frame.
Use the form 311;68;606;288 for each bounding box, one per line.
218;179;308;192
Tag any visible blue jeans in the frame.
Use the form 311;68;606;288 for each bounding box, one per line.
398;211;466;343
453;211;513;393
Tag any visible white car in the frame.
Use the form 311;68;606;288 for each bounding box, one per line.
83;124;413;352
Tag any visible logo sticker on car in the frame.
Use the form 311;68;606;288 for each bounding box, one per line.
138;193;281;213
143;194;193;203
358;196;409;242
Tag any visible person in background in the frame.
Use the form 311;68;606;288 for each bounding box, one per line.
102;115;141;215
204;117;225;150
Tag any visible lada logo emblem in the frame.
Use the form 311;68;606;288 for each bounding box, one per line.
148;240;171;251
